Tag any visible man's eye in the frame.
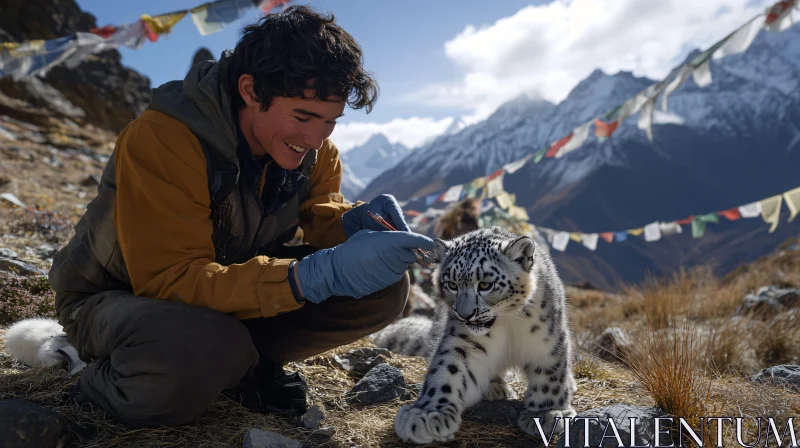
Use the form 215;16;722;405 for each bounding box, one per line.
478;282;493;291
294;116;311;123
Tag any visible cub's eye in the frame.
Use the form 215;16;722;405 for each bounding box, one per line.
444;281;458;290
477;282;493;291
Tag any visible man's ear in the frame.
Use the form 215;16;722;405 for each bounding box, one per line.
504;236;535;272
238;74;259;108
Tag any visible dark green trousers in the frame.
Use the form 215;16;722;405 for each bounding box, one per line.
59;256;408;428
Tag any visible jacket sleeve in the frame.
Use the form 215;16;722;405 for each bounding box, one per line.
298;140;363;249
114;111;304;317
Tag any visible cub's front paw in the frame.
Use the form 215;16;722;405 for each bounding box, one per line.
483;380;518;400
395;404;461;444
517;408;577;439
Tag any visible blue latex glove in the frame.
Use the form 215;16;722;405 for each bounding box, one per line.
342;194;411;238
292;229;434;303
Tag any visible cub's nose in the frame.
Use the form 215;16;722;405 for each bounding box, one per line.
452;308;476;322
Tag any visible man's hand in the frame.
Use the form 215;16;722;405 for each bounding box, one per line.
291;229;433;304
342;194;410;238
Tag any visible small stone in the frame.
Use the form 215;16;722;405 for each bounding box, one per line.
0;258;48;276
0;399;74;448
311;426;336;438
299;405;325;430
242;428;302;448
464;400;524;426
554;404;669;448
595;327;632;363
752;365;800;392
737;286;800;318
346;363;406;405
35;243;57;259
0;248;18;259
332;347;392;377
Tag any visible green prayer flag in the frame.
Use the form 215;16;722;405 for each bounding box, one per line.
691;213;719;239
533;148;548;164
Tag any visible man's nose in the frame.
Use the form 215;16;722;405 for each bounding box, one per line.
302;125;326;150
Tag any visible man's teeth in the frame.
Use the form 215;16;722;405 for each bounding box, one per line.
286;142;305;153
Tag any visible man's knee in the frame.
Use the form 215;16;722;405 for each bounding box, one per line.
81;301;258;427
368;271;410;326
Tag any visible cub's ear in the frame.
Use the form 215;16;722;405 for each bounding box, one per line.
504;236;535;272
432;238;451;263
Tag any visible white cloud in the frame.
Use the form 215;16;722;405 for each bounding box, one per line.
331;116;457;152
408;0;774;116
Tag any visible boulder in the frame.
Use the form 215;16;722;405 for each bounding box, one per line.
0;399;74;448
345;363;406;405
752;365;800;392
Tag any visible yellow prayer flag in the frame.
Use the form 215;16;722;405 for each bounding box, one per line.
569;233;582;242
783;187;800;222
0;42;20;51
141;11;188;36
495;192;513;209
628;228;644;236
760;194;783;233
508;205;529;221
471;177;487;189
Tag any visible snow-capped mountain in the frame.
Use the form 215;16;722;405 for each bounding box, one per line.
339;133;411;199
359;25;800;290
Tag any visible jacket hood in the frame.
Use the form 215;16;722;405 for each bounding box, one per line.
148;49;240;172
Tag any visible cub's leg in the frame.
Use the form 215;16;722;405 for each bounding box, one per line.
517;354;577;439
395;332;497;444
483;374;517;400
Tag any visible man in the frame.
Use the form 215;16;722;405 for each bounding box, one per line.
48;5;433;428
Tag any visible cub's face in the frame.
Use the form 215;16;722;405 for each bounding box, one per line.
434;227;536;335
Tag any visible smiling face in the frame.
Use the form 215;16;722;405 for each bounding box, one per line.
237;74;346;170
434;227;536;335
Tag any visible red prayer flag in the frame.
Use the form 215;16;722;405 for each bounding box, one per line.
486;169;504;182
718;208;742;221
766;0;795;25
261;0;291;13
143;21;158;42
676;216;694;225
545;133;573;158
594;119;620;139
599;232;614;243
90;25;117;39
405;210;421;217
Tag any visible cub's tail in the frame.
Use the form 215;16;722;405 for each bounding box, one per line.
3;317;86;376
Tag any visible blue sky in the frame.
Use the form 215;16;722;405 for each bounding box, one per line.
74;0;775;150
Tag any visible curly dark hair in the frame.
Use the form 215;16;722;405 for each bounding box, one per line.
228;5;379;113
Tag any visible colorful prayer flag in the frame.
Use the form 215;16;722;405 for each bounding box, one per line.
599;232;614;243
760;194;783;232
765;0;798;31
614;232;628;242
659;222;683;235
691;213;720;238
532;147;548;164
644;222;661;242
141;12;188;39
502;155;531;174
191;0;255;36
441;185;464;203
628;228;644;237
594;119;620;141
260;0;291;13
552;232;570;252
783;186;800;222
485;172;505;198
569;233;582;242
718;208;742;221
581;234;599;251
545;133;573;158
662;65;692;111
692;59;713;87
555;122;592;158
714;17;763;60
739;201;763;218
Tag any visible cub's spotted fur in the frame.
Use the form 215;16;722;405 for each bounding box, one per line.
395;227;577;444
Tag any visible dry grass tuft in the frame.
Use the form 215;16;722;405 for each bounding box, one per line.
753;316;800;366
622;268;711;330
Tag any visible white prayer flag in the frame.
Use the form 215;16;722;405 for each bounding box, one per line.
659;222;683;235
552;232;570;252
738;201;763;218
555;122;592;158
637;98;655;141
662;65;692;111
485;172;505;198
692;60;713;87
581;233;599;251
644;222;662;242
441;185;464;203
503;155;532;174
714;17;763;60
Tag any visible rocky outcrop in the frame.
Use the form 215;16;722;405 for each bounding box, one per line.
0;0;152;132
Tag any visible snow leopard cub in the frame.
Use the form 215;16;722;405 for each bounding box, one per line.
395;227;577;444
